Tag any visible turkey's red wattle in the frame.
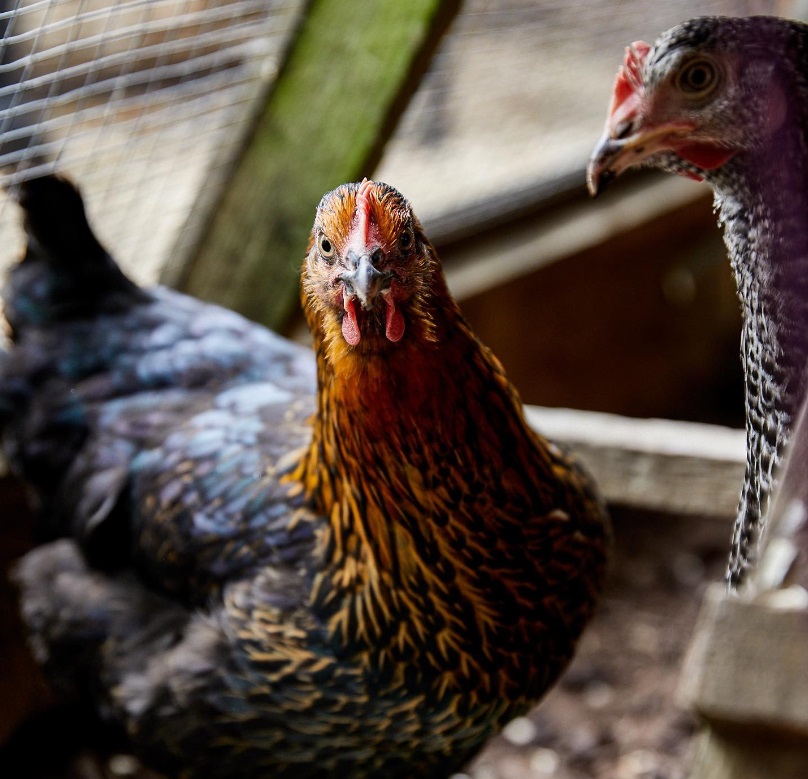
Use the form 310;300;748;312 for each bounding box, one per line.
675;142;737;171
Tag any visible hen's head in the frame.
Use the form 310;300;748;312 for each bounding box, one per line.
588;16;806;194
303;180;442;358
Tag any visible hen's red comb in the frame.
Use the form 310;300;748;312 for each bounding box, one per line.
355;178;374;246
609;40;651;118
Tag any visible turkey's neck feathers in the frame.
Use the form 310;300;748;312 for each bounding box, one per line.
711;111;808;586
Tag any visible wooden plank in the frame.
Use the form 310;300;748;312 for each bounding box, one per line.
169;0;461;329
526;406;745;519
681;584;808;733
681;584;808;779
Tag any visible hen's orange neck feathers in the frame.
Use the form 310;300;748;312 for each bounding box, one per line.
298;181;481;521
291;182;607;702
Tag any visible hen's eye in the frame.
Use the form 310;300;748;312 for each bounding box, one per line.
319;235;334;259
676;56;721;97
399;230;413;251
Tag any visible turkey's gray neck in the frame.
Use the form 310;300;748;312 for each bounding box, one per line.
711;131;808;589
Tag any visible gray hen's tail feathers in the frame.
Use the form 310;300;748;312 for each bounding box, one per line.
6;175;147;333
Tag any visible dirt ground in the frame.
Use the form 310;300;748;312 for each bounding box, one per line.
0;494;731;779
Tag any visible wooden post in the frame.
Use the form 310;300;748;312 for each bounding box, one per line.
680;586;808;779
167;0;461;330
681;389;808;778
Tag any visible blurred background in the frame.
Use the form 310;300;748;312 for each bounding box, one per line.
0;0;794;423
0;1;801;778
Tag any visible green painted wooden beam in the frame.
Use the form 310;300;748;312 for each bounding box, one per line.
171;0;461;330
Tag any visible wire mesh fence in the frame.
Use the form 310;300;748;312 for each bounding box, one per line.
0;0;305;284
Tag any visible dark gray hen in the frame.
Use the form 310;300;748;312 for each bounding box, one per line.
588;15;808;590
2;175;609;777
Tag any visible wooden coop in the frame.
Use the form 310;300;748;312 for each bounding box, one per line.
0;0;806;777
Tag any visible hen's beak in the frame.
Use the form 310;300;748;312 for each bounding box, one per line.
587;122;694;196
339;252;392;308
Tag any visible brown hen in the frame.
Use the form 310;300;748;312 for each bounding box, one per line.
4;175;609;778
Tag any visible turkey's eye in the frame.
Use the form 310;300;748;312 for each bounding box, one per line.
399;229;413;252
676;57;721;98
319;235;335;259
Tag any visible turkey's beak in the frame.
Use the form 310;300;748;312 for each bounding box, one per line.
339;252;392;309
587;121;695;196
587;39;678;196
